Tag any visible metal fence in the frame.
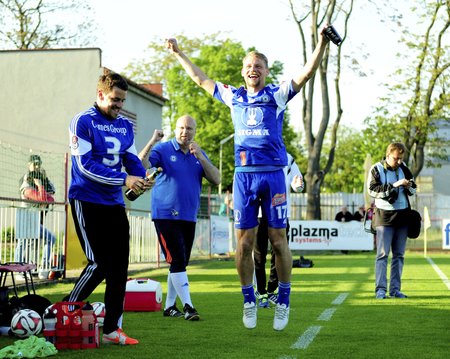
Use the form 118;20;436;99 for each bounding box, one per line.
1;141;448;280
126;211;214;264
0;200;66;276
0;199;216;277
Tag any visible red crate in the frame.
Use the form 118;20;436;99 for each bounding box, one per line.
43;301;99;350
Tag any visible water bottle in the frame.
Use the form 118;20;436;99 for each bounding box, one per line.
70;313;82;349
125;167;162;201
81;302;97;348
43;310;57;343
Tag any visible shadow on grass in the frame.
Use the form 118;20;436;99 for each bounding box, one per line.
1;253;448;358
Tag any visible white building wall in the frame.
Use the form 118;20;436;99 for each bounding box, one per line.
0;48;165;213
0;48;102;153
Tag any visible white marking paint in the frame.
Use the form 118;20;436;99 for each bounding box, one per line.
287;292;349;354
291;325;322;349
332;292;349;305
317;307;336;321
426;257;450;290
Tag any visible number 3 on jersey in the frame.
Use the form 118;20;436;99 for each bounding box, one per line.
103;136;121;167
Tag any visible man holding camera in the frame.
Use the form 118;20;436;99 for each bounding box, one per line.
367;142;417;299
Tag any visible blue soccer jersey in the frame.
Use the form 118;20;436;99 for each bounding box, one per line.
213;81;297;169
68;105;146;206
149;138;208;222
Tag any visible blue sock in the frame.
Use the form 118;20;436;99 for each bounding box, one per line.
242;284;256;304
277;282;291;306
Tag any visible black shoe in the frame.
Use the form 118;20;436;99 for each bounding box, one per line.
183;304;200;321
163;305;183;318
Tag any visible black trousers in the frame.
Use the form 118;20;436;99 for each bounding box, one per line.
153;219;196;273
254;218;290;294
68;199;130;334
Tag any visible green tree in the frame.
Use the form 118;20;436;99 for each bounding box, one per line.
364;0;450;177
288;0;355;219
322;126;366;193
0;0;96;49
125;34;300;192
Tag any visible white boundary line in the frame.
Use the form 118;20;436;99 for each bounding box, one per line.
283;256;449;357
332;293;349;305
291;325;322;349
318;308;337;321
289;292;349;351
426;257;450;290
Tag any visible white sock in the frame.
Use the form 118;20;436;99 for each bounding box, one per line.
170;271;193;308
165;272;178;309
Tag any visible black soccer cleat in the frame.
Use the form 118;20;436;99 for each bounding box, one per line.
183;304;200;321
163;305;183;318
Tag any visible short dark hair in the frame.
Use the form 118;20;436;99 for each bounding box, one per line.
97;72;128;94
29;154;42;164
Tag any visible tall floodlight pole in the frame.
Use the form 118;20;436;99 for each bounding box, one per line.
219;134;234;194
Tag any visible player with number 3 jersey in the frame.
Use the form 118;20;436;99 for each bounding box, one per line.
69;102;144;205
67;72;153;346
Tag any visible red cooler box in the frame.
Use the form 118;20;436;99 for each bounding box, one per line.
124;278;162;311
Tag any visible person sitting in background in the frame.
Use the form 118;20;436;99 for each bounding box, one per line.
335;206;354;222
15;154;56;280
353;206;366;222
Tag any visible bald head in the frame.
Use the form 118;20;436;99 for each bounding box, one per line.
175;115;196;149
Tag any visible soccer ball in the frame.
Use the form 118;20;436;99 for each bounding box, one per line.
91;302;105;326
10;309;43;338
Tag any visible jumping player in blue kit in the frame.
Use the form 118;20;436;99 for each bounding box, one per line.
67;72;154;345
166;27;330;330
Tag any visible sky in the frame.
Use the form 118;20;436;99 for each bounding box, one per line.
90;0;408;131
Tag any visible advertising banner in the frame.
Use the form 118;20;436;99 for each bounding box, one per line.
288;220;373;251
442;219;450;250
210;215;230;254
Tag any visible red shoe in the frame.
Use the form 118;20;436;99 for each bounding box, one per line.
102;328;139;345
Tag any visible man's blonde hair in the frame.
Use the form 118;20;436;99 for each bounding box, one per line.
386;142;407;157
243;51;269;68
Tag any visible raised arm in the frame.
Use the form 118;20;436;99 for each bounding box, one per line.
292;25;330;92
138;129;165;168
165;38;216;96
189;142;221;186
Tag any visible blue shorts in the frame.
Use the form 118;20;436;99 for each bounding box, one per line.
233;170;287;229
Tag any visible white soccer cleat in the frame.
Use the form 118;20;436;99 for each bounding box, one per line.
273;303;290;331
242;302;257;329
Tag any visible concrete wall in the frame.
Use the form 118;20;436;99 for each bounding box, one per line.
0;48;165;212
0;48;165;154
0;48;102;153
